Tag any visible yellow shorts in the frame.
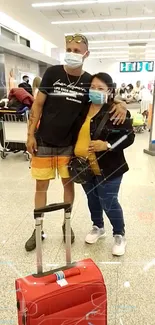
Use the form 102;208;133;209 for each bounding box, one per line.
31;156;70;180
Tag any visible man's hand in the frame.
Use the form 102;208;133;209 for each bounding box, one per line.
27;136;37;155
110;101;127;125
88;140;107;153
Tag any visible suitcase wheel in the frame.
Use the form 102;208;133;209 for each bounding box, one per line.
26;152;30;161
24;151;30;161
1;149;7;159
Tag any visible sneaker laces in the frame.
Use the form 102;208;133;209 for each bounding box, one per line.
90;226;99;235
114;235;122;246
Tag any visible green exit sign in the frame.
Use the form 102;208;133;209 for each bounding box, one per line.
120;61;154;72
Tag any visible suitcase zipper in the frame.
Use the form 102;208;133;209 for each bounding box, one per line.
22;308;28;325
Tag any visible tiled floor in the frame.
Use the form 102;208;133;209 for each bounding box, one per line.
0;130;155;324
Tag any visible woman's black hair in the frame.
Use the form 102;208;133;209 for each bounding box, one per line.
90;72;115;103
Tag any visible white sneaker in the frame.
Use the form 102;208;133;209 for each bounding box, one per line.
112;235;126;256
85;226;106;244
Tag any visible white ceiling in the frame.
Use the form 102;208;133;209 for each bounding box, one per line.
1;0;155;61
0;0;64;47
31;0;155;61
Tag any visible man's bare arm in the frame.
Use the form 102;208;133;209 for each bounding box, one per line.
28;92;47;137
110;96;127;125
114;95;126;104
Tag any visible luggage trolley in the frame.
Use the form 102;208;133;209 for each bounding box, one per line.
0;108;30;160
127;102;146;133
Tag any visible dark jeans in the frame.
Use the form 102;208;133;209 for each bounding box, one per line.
82;176;125;236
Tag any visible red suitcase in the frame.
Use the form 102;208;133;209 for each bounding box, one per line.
15;203;107;325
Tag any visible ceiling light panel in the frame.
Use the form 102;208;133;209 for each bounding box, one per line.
32;1;106;7
89;51;153;56
90;51;129;54
32;0;155;8
90;56;129;58
89;56;129;59
89;38;155;44
89;46;155;49
89;45;155;49
51;16;155;24
65;30;155;36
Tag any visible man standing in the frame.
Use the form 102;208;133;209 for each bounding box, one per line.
134;80;142;102
26;34;127;252
18;75;32;95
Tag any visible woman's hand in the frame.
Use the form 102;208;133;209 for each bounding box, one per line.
110;101;127;125
89;140;107;153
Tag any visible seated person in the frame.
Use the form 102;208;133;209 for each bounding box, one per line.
124;84;136;103
117;83;126;98
74;73;135;256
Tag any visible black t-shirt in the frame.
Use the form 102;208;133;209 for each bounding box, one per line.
37;65;91;146
18;82;32;95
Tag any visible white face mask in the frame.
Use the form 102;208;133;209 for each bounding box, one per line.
64;52;85;68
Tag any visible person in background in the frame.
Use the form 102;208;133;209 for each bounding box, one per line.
134;80;142;102
74;73;135;256
116;84;134;103
9;69;17;91
117;83;126;97
125;84;135;103
26;33;127;252
134;80;141;93
32;77;42;99
115;83;127;102
140;85;152;116
18;75;32;95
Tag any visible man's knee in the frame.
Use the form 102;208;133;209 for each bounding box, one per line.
36;180;49;192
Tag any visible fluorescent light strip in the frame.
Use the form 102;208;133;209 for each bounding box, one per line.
52;17;155;25
90;57;129;59
89;45;155;49
90;54;129;57
90;52;151;56
90;52;149;55
90;50;155;52
89;56;155;61
91;51;128;54
65;30;155;36
32;1;106;7
32;0;155;8
90;54;155;58
90;49;155;53
89;38;155;44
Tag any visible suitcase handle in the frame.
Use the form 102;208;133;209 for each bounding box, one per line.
34;202;72;274
45;267;80;284
34;203;72;218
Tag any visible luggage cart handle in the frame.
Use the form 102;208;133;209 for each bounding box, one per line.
34;203;72;218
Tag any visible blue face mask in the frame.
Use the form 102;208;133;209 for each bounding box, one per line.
89;89;107;105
